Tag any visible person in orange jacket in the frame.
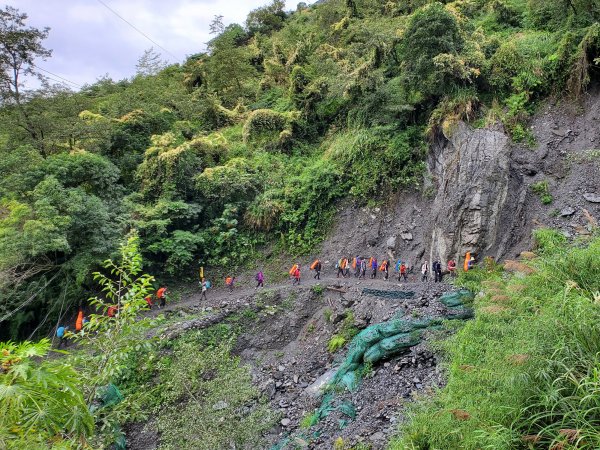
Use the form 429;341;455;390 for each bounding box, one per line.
75;310;84;332
156;286;167;308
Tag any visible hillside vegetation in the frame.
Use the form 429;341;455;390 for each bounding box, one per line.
1;0;599;338
0;1;600;447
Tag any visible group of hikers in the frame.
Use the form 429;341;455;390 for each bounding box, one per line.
56;286;169;347
56;251;476;345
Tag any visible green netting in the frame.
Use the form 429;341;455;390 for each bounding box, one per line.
271;290;475;448
113;427;126;450
439;289;474;307
362;289;415;299
99;383;124;407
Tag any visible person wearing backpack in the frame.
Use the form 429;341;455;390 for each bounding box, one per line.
292;265;301;285
370;257;378;279
156;286;167;308
312;259;322;280
255;271;264;289
336;258;344;278
344;257;351;277
399;262;408;281
421;261;429;282
359;258;367;279
225;276;235;293
200;278;209;301
380;259;390;280
56;325;68;349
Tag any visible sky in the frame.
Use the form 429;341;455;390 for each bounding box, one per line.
4;0;309;90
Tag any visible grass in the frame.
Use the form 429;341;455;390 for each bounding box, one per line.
390;230;600;450
328;335;347;353
531;180;553;205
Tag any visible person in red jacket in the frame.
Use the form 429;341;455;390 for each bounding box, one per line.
292;266;301;285
447;259;457;277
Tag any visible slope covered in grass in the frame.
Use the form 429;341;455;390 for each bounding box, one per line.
392;229;600;449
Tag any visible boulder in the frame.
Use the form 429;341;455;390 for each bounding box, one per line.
583;193;600;203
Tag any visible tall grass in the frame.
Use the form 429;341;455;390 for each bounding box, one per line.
390;230;600;449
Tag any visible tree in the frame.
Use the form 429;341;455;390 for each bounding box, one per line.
75;232;155;401
209;14;225;35
245;0;287;35
205;24;257;102
0;6;52;154
397;2;466;97
135;47;167;77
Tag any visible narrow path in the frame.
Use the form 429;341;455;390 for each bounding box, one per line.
150;271;447;316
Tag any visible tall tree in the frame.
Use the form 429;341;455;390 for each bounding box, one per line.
135;47;167;77
0;6;52;154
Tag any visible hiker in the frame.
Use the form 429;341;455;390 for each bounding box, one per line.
447;259;457;277
200;278;209;301
292;265;301;285
370;257;378;279
468;255;475;270
157;286;167;308
359;258;367;279
82;315;89;327
421;261;429;282
311;259;322;280
255;271;264;289
353;256;362;278
336;258;345;278
344;257;351;277
399;262;408;281
56;325;68;349
107;305;118;318
225;276;235;293
75;310;83;332
380;259;390;280
463;252;471;271
433;261;443;283
145;295;153;310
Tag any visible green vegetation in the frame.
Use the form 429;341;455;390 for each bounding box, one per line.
153;332;278;450
531;180;554;204
1;0;600;446
328;334;347;353
391;230;600;449
1;0;599;338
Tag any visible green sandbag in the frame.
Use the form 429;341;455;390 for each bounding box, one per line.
363;343;385;363
379;318;436;337
334;361;360;380
379;332;422;352
440;290;474;307
446;307;475;320
346;341;369;364
357;326;384;345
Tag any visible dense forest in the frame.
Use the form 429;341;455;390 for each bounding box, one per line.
1;0;600;447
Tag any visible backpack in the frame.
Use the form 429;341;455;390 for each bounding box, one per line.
206;280;211;289
310;260;319;270
289;264;298;275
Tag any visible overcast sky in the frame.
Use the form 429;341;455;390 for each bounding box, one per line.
4;0;309;90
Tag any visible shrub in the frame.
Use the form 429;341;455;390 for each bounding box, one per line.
242;109;299;151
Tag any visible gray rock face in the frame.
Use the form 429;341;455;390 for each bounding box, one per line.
427;122;525;264
583;193;600;203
